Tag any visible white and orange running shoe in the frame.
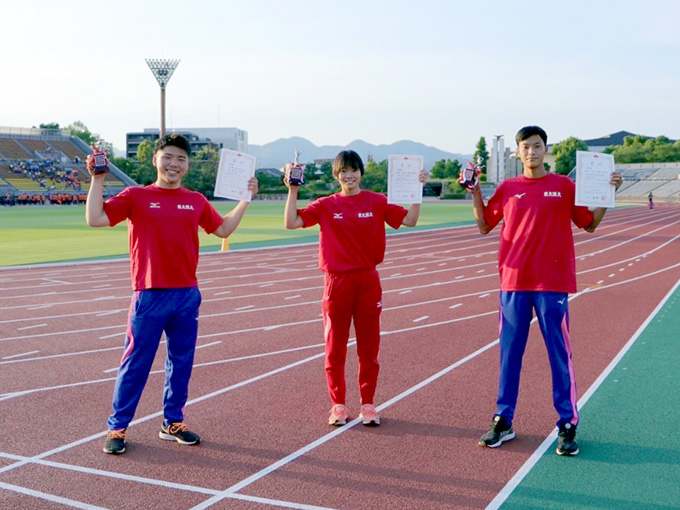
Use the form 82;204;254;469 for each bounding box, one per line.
328;404;348;426
359;404;380;426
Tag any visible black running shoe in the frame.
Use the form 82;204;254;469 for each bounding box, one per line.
556;423;579;456
103;429;126;454
159;422;201;445
478;415;516;448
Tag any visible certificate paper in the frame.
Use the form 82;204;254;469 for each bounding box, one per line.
387;154;423;204
214;149;256;202
575;151;616;208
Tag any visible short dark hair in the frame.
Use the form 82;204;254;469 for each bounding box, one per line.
515;126;548;146
154;133;191;156
332;150;364;178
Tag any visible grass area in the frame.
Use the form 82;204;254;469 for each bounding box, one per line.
0;200;475;267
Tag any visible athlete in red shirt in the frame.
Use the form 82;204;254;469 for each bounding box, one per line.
86;134;258;455
284;150;427;426
472;126;622;456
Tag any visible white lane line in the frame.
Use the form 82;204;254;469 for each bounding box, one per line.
479;293;490;298
190;338;501;510
26;305;52;310
2;350;39;360
196;341;222;350
399;290;412;295
449;303;463;309
0;481;109;510
259;283;274;288
40;278;70;285
92;284;112;289
284;295;302;300
96;310;121;317
455;275;464;280
234;305;255;310
215;290;232;296
486;276;680;510
391;273;402;277
412;316;429;323
99;331;125;339
17;323;47;331
0;452;337;510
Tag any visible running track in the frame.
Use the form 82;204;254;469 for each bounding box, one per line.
1;204;679;510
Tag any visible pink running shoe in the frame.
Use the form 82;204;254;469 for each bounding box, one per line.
328;404;348;426
359;404;380;426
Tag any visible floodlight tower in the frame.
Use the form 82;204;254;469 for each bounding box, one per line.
145;59;180;138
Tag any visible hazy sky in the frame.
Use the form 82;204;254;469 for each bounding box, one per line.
2;0;679;155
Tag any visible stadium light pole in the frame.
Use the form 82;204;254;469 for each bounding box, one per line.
145;59;180;138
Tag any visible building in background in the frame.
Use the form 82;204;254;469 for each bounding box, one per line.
126;127;247;159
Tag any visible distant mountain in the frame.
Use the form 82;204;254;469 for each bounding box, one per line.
249;137;472;170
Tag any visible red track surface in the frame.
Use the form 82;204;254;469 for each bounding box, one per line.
1;204;680;510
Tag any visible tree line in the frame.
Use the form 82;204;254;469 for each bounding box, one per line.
41;121;679;198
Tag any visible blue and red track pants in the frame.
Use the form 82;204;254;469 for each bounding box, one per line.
322;269;382;406
107;287;201;431
496;291;579;428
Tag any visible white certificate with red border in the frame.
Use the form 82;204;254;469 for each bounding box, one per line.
575;151;616;208
387;154;423;204
214;149;256;202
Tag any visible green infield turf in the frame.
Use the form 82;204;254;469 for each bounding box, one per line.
0;200;475;267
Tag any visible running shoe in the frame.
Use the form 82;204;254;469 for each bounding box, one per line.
478;415;515;448
103;429;127;454
359;404;381;426
556;423;579;456
328;404;348;426
159;422;201;445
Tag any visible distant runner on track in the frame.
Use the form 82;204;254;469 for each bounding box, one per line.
467;126;622;456
85;133;258;455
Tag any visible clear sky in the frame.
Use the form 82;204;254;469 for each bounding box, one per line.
2;0;679;155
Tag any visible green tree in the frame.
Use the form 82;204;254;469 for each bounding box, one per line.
551;137;588;175
430;159;462;179
39;122;60;130
184;145;220;198
473;137;489;176
604;135;680;163
65;120;113;154
133;140;156;185
362;159;388;193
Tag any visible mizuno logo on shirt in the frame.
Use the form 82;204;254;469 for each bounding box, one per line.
149;202;161;209
358;212;373;218
177;204;195;210
514;193;526;199
333;213;343;219
544;191;562;198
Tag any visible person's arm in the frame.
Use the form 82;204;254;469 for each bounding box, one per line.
401;169;428;227
584;171;623;233
212;177;259;238
284;164;305;229
85;162;110;227
471;185;492;234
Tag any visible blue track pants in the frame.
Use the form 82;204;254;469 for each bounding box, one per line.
496;291;579;428
107;287;201;431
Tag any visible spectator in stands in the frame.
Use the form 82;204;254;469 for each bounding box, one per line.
470;125;622;457
86;133;259;455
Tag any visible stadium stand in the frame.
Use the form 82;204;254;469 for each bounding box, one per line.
616;162;680;201
0;127;136;204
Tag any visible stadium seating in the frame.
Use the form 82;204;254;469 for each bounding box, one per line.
617;162;680;201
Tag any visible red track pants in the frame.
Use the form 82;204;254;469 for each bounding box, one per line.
322;269;382;406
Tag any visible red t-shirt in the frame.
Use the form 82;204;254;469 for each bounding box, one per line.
298;190;408;273
104;185;224;290
484;172;594;293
